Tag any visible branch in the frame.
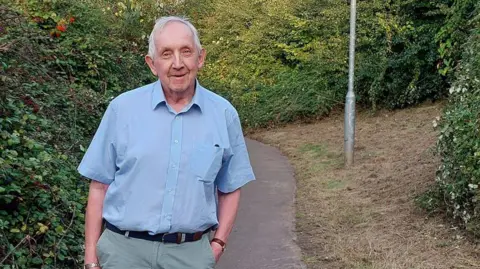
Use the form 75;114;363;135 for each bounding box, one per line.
54;206;76;267
0;41;15;52
0;235;30;265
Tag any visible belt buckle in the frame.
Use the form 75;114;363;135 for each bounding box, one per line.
161;232;169;242
163;232;184;244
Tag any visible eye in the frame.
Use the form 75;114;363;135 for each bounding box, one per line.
161;51;172;58
182;49;192;56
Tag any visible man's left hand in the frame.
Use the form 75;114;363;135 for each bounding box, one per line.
210;242;224;263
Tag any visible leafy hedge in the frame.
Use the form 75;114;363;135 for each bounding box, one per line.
354;0;450;109
433;2;480;236
0;2;153;267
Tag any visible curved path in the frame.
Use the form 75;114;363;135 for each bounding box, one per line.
216;139;306;269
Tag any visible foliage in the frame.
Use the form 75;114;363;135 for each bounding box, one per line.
436;0;478;78
354;0;451;109
0;1;155;267
233;61;346;128
198;0;350;128
433;3;480;236
199;0;456;127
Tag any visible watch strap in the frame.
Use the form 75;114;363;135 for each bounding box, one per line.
211;238;226;251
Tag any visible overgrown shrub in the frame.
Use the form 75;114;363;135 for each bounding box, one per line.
436;0;479;79
199;0;455;128
233;61;347;129
0;1;154;267
355;0;451;109
434;3;480;235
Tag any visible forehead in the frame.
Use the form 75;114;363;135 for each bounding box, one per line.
155;22;195;50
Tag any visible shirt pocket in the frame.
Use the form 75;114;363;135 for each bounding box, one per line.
189;143;224;183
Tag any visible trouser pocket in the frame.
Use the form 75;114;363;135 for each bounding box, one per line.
96;229;152;269
203;235;216;267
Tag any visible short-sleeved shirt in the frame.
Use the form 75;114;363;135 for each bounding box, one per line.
77;80;255;234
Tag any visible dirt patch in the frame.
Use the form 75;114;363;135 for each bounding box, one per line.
249;102;480;269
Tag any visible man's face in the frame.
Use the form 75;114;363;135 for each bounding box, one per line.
146;22;205;94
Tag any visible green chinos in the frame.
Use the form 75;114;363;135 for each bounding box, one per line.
96;229;216;269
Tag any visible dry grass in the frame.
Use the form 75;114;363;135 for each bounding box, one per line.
249;102;480;269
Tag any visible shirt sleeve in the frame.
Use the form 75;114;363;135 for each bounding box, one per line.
77;101;118;184
215;112;256;193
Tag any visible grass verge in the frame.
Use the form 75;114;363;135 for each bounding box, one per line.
250;102;480;269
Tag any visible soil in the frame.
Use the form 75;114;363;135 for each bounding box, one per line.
249;101;480;269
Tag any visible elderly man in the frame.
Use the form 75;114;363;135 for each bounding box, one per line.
78;16;255;269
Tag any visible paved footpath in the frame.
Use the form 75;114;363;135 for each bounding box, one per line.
216;139;306;269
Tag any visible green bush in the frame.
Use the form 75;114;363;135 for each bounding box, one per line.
355;0;450;109
0;1;154;267
199;0;455;127
234;61;347;129
434;3;480;235
436;0;478;79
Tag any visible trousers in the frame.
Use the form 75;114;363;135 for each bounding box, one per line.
96;229;216;269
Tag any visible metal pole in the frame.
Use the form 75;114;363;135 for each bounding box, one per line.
344;0;357;167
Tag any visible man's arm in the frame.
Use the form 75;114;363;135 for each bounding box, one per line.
210;188;241;260
84;181;108;265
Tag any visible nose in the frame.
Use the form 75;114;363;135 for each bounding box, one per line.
172;52;184;69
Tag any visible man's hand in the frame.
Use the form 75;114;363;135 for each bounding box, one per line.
210;241;224;263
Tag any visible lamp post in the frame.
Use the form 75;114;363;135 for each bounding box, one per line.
344;0;357;167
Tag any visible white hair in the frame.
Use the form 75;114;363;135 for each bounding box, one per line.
147;16;202;59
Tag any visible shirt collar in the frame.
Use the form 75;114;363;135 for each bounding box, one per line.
151;80;204;112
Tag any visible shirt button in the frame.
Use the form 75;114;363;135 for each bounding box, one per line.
174;140;178;144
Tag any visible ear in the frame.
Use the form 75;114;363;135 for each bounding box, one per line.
145;55;158;76
197;48;206;69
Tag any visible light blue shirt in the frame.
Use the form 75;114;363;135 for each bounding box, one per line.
78;80;255;234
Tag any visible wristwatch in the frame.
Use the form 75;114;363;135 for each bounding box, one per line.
84;263;101;269
211;238;226;252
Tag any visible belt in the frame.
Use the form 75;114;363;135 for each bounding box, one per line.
105;221;211;244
